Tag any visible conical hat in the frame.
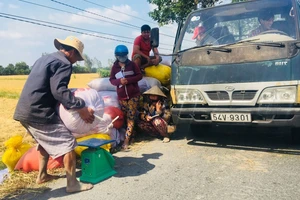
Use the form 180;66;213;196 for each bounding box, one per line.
143;85;166;98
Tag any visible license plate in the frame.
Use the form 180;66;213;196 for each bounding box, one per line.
211;113;251;122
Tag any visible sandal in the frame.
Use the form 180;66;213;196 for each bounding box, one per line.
163;137;170;143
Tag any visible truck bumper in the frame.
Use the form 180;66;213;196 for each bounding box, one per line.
171;107;300;127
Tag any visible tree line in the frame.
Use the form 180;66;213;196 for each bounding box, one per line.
0;53;114;77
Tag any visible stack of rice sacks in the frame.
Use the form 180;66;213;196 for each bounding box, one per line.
87;76;162;148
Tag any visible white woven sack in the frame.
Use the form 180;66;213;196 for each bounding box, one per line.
143;76;161;88
98;91;120;108
59;88;110;135
87;77;116;92
138;77;149;93
160;55;172;66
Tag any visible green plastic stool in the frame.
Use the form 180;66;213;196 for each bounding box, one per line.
78;138;116;184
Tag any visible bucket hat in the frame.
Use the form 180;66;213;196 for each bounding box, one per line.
143;85;167;98
54;36;84;61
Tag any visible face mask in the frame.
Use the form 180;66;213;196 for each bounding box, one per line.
116;55;128;63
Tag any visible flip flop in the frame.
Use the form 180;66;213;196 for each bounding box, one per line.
162;137;170;143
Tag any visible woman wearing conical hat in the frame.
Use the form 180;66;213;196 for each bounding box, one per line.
137;85;172;143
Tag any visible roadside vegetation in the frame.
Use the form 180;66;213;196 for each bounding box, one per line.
0;54;113;76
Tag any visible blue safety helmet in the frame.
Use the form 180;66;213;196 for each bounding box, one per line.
115;45;129;56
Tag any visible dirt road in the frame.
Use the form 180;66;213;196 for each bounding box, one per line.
14;125;300;200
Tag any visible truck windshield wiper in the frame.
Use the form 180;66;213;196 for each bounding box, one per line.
177;44;213;54
221;39;259;47
207;46;232;53
248;41;285;48
222;39;285;48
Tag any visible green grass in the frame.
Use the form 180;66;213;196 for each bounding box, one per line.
0;91;20;99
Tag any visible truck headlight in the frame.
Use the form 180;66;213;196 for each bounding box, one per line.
175;89;205;104
257;86;296;104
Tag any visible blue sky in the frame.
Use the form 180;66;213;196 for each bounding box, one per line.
0;0;177;68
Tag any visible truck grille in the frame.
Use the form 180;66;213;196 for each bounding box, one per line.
205;90;257;101
232;90;257;100
206;91;229;100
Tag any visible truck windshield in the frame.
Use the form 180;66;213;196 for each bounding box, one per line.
179;0;297;51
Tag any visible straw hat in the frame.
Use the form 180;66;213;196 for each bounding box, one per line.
54;36;84;61
143;85;167;98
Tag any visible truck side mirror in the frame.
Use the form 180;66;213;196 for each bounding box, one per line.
151;27;159;48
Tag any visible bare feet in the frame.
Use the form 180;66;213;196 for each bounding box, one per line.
36;174;61;184
66;182;93;193
167;125;176;134
121;145;131;152
121;138;131;152
163;137;170;143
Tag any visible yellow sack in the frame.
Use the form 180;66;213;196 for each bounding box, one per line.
75;133;112;156
145;64;171;86
2;135;32;171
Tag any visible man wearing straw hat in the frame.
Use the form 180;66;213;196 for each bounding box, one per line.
137;85;173;143
14;36;94;193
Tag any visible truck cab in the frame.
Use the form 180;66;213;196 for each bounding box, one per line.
169;0;300;133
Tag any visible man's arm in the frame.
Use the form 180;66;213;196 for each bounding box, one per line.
151;47;160;66
50;63;86;110
50;62;94;123
133;44;150;60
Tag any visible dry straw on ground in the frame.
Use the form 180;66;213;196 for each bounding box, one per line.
0;169;64;200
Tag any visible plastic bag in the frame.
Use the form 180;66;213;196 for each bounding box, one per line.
14;147;63;172
74;133;112;156
104;106;124;129
2;135;32;171
145;64;171;86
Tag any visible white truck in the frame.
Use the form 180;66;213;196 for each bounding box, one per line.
155;0;300;137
